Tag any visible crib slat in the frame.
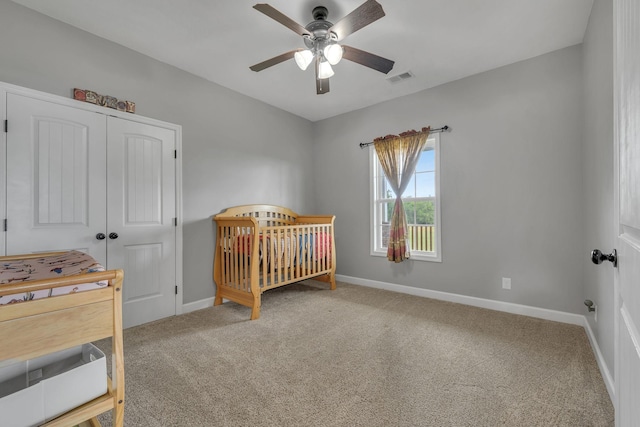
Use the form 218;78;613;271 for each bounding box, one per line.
240;228;245;291
274;228;280;285
261;232;267;288
318;225;325;272
244;228;250;291
233;227;239;290
304;225;310;274
224;227;231;288
243;227;249;291
269;229;276;287
313;225;318;275
294;229;300;279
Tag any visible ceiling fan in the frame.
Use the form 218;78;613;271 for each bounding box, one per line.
250;0;395;95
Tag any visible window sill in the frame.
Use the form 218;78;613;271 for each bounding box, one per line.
371;250;442;263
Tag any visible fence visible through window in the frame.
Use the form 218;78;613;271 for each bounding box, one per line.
381;224;436;253
408;224;435;252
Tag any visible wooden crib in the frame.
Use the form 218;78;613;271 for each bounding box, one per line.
213;205;336;320
0;251;124;427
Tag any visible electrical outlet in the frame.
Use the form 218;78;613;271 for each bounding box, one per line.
502;277;511;290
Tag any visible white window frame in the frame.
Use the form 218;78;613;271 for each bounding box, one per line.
369;132;442;262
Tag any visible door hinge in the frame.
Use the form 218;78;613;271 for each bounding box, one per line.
175;285;178;295
173;217;177;227
3;219;6;232
174;150;177;159
4;120;7;133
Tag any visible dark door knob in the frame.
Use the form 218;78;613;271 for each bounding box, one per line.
591;249;617;267
96;233;106;240
109;232;119;240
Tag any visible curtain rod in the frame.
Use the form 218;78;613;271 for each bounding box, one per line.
359;125;450;148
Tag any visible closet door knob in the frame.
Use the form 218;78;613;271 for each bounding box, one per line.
96;233;106;240
591;249;617;267
109;232;119;240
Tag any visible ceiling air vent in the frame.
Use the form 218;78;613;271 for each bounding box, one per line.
387;71;414;83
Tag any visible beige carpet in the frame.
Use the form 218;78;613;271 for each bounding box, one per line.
97;281;614;426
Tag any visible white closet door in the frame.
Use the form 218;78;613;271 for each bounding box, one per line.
6;94;107;262
107;116;176;328
614;0;640;423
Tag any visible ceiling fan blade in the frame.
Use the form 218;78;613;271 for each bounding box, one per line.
342;45;395;74
328;0;385;41
250;49;299;72
253;4;310;36
315;58;330;94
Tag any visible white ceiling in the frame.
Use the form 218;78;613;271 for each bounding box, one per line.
11;0;594;122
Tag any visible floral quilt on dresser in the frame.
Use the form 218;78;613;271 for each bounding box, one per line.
0;251;107;305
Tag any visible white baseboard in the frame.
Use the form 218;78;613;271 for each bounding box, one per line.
583;318;616;405
182;297;215;314
337;274;584;325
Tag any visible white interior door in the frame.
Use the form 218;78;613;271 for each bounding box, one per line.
107;116;176;328
614;0;640;424
5;94;107;262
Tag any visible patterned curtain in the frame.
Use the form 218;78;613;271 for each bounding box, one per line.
374;127;430;262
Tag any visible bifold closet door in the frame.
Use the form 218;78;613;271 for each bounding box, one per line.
5;94;107;262
107;116;176;328
5;93;177;328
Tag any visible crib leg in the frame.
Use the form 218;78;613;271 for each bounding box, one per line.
329;274;337;290
314;273;337;290
214;293;223;306
250;297;261;320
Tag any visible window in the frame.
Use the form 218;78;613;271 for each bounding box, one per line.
370;133;441;262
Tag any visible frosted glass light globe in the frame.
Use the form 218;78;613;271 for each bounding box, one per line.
318;61;335;79
294;50;314;70
324;44;343;65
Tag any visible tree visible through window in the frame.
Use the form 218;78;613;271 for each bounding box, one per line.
370;133;441;261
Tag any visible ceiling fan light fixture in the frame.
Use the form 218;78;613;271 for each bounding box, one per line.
250;1;395;94
324;44;343;65
294;49;314;70
318;61;335;79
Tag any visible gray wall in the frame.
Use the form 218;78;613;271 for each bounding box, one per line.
582;0;614;375
312;45;586;314
0;0;315;303
0;1;615;334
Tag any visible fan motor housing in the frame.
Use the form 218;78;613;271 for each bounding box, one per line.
304;8;335;50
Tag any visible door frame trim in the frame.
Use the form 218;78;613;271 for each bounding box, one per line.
0;88;5;257
612;0;621;414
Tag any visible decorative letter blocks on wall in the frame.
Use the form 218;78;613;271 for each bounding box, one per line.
73;88;135;113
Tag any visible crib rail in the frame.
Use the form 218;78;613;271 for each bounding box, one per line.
217;204;298;227
213;211;336;319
